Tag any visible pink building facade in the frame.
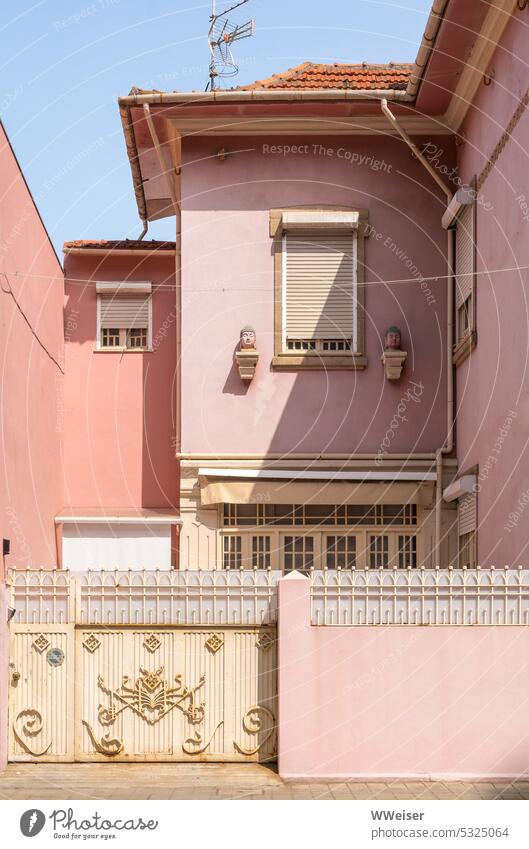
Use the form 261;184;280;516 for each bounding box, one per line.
0;122;64;770
50;0;529;576
60;242;180;569
3;0;529;780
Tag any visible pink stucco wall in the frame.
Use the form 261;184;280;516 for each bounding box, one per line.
180;135;451;456
0;123;64;570
279;573;529;780
63;253;179;511
454;12;529;566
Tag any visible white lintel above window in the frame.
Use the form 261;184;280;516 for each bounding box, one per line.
95;280;152;294
281;210;359;231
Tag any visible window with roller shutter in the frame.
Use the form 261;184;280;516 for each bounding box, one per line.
283;233;357;352
96;282;152;350
458;493;476;568
453;198;476;365
270;206;367;369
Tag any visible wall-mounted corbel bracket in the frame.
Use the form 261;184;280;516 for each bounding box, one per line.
381;350;407;380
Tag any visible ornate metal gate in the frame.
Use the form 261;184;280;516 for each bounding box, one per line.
8;571;278;763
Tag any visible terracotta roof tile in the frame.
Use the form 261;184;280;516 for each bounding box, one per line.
236;62;412;91
63;239;176;252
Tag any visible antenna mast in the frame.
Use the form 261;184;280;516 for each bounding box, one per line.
208;0;254;90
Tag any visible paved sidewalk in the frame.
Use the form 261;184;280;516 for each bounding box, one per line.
1;764;529;800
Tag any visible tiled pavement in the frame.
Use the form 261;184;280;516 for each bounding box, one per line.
1;764;529;800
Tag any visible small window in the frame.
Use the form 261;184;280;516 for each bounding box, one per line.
252;535;271;569
397;535;417;569
457;294;472;340
127;327;148;349
458;493;477;568
284;535;314;573
326;535;356;569
97;290;151;350
369;535;389;569
458;531;476;569
101;328;120;347
223;535;242;569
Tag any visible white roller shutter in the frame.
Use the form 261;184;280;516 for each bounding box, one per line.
285;233;356;340
458;493;476;536
100;293;150;329
455;203;474;309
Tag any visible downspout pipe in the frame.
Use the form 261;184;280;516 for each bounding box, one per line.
381;98;454;565
381;99;451;202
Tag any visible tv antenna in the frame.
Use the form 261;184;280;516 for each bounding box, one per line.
207;0;254;90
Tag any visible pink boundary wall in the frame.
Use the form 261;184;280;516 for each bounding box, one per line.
278;573;529;781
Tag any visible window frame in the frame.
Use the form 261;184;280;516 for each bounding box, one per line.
219;504;419;571
95;281;153;353
270;207;368;370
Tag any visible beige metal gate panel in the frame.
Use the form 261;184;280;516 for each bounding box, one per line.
232;629;278;762
75;627;276;762
9;625;74;762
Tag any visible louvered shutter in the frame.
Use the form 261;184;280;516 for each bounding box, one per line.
285;233;355;340
100;294;150;329
458;493;476;536
455;203;474;309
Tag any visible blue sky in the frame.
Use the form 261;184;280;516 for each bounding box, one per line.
1;0;431;254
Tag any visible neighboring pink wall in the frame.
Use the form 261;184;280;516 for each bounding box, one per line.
455;12;529;566
181;135;451;456
63;253;179;511
279;574;529;780
0;123;64;570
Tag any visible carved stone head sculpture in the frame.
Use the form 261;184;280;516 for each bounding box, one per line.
240;326;257;350
384;326;402;351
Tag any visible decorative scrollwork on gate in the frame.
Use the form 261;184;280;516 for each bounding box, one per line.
82;721;124;756
234;705;276;756
83;666;210;756
13;709;52;757
96;667;206;726
182;721;224;755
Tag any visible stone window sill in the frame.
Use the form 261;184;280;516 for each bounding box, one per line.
93;347;153;354
453;331;476;367
271;353;367;370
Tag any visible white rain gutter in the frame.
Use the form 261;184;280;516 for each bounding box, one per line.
119;88;413;106
406;0;450;98
381;98;455;564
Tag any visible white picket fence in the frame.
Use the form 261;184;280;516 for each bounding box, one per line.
9;568;529;628
311;568;529;625
8;569;280;626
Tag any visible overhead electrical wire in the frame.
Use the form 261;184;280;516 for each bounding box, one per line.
0;263;528;292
